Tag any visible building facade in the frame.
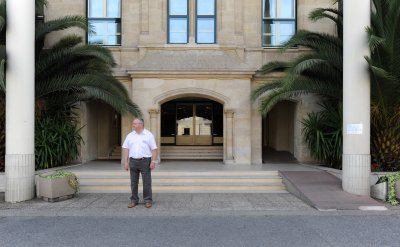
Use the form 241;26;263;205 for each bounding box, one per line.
45;0;336;165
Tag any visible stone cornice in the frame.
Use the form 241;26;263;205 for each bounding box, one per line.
127;70;255;79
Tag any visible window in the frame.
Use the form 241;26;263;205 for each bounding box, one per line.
262;0;296;47
88;0;121;46
168;0;216;44
196;0;216;44
168;0;189;44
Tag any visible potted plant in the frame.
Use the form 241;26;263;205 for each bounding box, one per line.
371;172;400;205
36;170;80;202
371;175;388;201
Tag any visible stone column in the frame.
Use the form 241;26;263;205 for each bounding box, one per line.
5;0;35;202
342;0;371;196
149;109;160;161
224;109;234;164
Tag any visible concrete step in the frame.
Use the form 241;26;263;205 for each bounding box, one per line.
80;185;288;193
74;170;286;193
79;177;283;186
74;170;280;177
161;146;223;160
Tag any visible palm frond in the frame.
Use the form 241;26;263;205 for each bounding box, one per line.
251;80;283;102
35;16;87;41
257;61;290;74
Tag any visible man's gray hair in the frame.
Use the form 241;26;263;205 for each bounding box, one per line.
135;117;144;125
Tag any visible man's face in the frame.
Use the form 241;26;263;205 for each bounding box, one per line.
132;119;144;131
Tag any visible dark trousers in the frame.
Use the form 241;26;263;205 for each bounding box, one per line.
129;157;152;203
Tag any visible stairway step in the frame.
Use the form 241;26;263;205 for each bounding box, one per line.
74;171;280;178
80;185;287;193
79;178;283;185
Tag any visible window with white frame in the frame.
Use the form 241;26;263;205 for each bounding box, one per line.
168;0;216;44
88;0;121;46
262;0;296;47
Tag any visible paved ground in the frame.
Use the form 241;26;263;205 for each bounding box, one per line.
281;171;387;210
0;192;399;217
2;215;400;247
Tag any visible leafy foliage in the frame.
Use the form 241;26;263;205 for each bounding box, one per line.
35;116;82;170
251;1;343;115
302;102;342;168
0;0;142;169
251;0;343;167
367;0;400;170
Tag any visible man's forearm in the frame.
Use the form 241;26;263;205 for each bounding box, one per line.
151;149;157;162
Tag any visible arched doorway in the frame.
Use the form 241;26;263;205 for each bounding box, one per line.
262;100;297;163
160;97;223;160
82;102;121;161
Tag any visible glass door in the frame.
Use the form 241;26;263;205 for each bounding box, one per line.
176;103;213;145
194;104;212;145
176;104;194;145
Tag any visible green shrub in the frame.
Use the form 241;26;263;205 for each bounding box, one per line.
35;117;82;170
302;102;342;169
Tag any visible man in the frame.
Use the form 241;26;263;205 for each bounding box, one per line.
122;118;157;208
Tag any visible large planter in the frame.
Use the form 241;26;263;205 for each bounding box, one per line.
396;181;400;200
36;171;78;202
0;172;5;192
371;181;387;201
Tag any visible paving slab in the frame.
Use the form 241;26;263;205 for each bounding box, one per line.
280;171;387;211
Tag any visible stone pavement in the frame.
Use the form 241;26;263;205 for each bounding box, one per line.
0;192;399;217
280;171;387;211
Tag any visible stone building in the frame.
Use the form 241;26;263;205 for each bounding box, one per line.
45;0;336;165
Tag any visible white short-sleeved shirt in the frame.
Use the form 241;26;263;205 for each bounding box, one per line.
122;129;157;158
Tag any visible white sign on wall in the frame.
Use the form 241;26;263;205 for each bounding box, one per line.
346;123;363;135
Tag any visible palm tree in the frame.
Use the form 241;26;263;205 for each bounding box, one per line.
251;0;342;115
367;0;400;171
251;0;343;167
252;0;400;170
0;0;142;168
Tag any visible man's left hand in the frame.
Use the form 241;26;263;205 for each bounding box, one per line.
150;161;156;170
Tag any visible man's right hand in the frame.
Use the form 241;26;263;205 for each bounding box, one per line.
124;163;129;171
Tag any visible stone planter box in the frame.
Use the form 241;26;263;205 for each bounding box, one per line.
36;173;76;202
371;181;387;201
0;173;5;192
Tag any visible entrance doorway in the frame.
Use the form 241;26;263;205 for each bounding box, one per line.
161;98;223;146
262;100;297;163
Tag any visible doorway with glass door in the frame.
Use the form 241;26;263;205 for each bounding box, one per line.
160;97;223;160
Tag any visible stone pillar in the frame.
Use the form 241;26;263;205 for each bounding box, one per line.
342;0;371;196
5;0;35;202
149;109;160;161
224;109;234;164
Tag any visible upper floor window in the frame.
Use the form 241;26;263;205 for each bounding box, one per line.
168;0;216;44
262;0;296;47
88;0;121;46
168;0;189;44
196;0;216;44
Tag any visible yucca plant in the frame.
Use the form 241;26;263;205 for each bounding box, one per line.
302;102;342;168
35;115;82;169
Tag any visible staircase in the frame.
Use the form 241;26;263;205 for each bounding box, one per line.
75;170;287;194
108;146;121;159
161;146;223;160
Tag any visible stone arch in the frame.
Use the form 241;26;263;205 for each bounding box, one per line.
153;88;230;106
